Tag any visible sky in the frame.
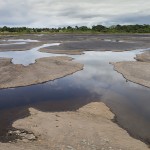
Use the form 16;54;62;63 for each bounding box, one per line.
0;0;150;28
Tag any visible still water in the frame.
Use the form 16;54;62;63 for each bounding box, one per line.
0;39;39;46
0;42;150;143
0;43;61;66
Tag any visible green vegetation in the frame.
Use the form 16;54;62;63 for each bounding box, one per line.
0;24;150;34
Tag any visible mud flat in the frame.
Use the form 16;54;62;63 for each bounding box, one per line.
0;102;148;150
40;38;150;54
37;34;150;54
40;48;83;55
136;50;150;62
112;50;150;88
0;34;150;149
0;42;43;52
1;34;150;53
0;57;83;89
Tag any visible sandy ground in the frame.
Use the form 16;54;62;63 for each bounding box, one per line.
0;34;150;149
41;48;84;55
112;50;150;88
0;102;149;150
0;57;83;89
136;50;150;62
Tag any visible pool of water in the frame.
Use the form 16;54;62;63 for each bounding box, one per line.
0;43;150;143
103;39;135;43
0;39;39;46
0;43;62;66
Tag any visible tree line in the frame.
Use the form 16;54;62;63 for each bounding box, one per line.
0;24;150;33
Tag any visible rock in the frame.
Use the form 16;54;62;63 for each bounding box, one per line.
22;139;29;143
81;139;87;144
23;134;36;140
66;145;74;150
14;130;21;135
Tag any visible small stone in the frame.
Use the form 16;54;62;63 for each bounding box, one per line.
90;145;97;150
27;131;33;134
24;134;36;140
15;130;21;135
66;145;74;150
8;131;13;134
81;139;87;144
104;138;109;143
22;139;29;143
20;133;27;136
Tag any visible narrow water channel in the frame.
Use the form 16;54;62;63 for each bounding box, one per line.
0;42;150;144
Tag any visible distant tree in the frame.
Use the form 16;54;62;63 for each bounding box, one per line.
78;26;89;31
92;25;106;32
2;26;9;32
1;24;150;34
67;26;73;31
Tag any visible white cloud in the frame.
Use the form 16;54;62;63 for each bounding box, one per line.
0;0;150;27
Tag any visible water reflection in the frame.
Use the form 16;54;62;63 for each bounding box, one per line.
0;47;150;143
0;43;62;66
0;39;39;45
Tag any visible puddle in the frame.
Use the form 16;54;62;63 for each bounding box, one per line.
0;42;150;143
103;39;135;43
36;34;44;37
7;39;39;42
0;43;62;66
0;39;39;46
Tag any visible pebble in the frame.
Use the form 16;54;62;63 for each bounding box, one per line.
66;145;74;150
104;138;110;143
23;134;36;140
81;139;87;144
22;139;29;143
8;130;37;141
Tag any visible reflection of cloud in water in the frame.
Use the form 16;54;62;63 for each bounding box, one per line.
0;39;40;45
0;46;150;142
7;39;39;42
69;49;150;95
0;42;27;45
0;43;64;66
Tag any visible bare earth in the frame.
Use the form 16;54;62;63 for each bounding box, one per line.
0;102;148;150
1;34;150;53
112;50;150;88
136;50;150;62
0;42;44;52
0;34;150;149
40;48;84;55
0;57;83;89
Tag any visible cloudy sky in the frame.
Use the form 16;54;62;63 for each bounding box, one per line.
0;0;150;28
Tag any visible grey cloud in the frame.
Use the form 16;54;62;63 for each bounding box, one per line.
0;0;150;27
108;13;150;25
